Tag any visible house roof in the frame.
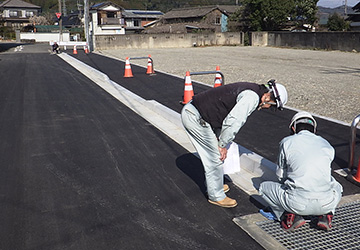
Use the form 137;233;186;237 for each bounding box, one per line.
62;12;82;26
353;2;360;11
122;9;163;19
216;5;242;15
143;22;216;34
0;0;41;9
347;12;360;21
90;1;123;11
162;5;240;20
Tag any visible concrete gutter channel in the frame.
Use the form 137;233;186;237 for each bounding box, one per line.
58;52;360;249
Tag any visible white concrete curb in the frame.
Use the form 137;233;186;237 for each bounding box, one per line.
58;52;277;203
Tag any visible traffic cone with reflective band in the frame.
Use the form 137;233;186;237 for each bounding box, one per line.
347;158;360;187
146;55;154;74
84;45;89;54
181;71;194;104
124;57;133;77
353;159;360;182
73;45;77;55
214;66;222;88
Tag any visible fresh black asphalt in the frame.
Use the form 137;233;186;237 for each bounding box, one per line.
0;45;264;250
0;43;359;250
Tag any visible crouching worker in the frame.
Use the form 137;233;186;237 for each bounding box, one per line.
181;80;288;208
52;42;60;54
259;111;343;231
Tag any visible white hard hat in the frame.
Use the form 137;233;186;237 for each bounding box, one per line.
273;83;288;109
289;111;317;132
267;80;288;110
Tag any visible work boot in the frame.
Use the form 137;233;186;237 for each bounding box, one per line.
317;212;333;231
223;184;230;193
208;196;237;208
281;212;306;231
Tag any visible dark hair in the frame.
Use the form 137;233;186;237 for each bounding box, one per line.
291;123;315;135
270;92;275;102
260;84;269;95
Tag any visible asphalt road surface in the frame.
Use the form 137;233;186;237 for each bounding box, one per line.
1;42;359;250
0;43;265;250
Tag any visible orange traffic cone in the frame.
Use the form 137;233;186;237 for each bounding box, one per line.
84;45;89;54
181;71;194;104
347;158;360;186
124;57;133;77
73;45;77;55
214;66;222;88
146;54;154;74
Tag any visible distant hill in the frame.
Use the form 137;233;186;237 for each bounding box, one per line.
317;5;355;25
26;0;239;13
318;5;355;16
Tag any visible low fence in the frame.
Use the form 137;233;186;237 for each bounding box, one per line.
19;31;360;52
94;32;244;50
251;31;360;52
19;32;70;43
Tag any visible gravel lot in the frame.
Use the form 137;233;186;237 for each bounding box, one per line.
99;46;360;125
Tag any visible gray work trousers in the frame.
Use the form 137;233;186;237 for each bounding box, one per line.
259;180;343;220
181;102;226;201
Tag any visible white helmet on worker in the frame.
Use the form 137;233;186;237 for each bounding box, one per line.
289;111;317;133
266;79;288;110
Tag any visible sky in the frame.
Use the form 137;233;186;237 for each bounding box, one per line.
317;0;358;8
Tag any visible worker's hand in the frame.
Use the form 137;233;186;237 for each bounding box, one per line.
218;147;227;161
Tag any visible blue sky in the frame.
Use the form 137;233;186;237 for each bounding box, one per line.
317;0;358;8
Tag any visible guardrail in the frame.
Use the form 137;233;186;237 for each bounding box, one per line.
189;70;225;86
129;55;155;75
344;114;360;186
349;114;360;170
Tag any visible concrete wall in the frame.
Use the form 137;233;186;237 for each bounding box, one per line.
95;32;243;50
20;32;70;42
252;31;360;52
251;32;268;46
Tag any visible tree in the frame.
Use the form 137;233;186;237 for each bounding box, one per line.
238;0;295;31
29;15;49;25
292;0;318;28
327;13;350;31
231;0;318;31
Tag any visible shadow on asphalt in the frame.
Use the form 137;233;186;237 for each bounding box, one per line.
0;42;22;52
176;153;207;196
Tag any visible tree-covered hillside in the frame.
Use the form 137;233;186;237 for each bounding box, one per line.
25;0;240;14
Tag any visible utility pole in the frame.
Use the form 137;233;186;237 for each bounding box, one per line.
58;0;62;41
84;0;90;51
345;0;348;16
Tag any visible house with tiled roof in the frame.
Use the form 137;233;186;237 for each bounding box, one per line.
89;1;125;35
89;2;163;35
0;0;41;28
122;9;163;33
143;5;240;34
346;2;360;30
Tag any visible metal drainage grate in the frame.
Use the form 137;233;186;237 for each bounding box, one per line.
256;201;360;250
